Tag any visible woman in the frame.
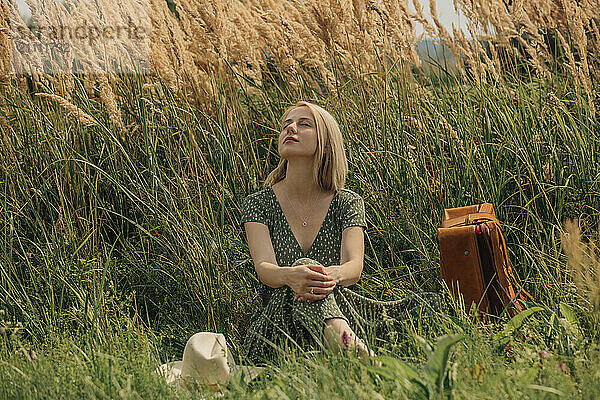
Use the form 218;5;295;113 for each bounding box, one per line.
241;101;375;364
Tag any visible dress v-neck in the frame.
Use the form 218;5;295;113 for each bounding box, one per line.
269;186;338;256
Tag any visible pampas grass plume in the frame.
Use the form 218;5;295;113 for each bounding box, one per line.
36;93;97;127
97;73;125;130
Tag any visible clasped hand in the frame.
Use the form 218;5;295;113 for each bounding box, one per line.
288;264;340;303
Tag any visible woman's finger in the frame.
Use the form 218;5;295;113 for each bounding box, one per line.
309;285;335;295
306;264;327;274
309;279;336;288
307;270;333;282
303;288;334;302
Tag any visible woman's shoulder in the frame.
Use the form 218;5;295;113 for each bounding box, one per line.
241;187;273;224
245;186;272;201
242;186;274;212
337;188;363;203
336;188;366;228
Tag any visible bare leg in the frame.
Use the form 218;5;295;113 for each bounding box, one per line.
323;318;375;359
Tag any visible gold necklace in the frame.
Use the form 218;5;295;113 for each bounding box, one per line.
283;186;319;227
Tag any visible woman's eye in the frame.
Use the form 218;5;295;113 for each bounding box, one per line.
281;122;310;130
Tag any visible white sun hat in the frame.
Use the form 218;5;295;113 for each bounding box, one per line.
156;332;262;389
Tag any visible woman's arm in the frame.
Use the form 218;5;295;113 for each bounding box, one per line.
324;226;365;287
244;221;289;288
244;221;335;296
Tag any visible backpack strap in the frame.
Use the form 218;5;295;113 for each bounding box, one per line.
496;224;534;310
441;212;500;228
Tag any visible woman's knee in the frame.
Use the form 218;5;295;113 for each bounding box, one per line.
291;257;322;267
324;317;348;330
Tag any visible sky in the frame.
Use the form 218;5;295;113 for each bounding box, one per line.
409;0;469;38
14;0;468;38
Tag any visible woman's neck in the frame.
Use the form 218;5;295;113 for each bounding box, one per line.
281;158;322;200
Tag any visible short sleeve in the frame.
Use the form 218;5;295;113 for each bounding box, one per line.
341;193;367;230
241;194;268;225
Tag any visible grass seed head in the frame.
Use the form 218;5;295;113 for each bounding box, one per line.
561;219;600;316
35;92;97;127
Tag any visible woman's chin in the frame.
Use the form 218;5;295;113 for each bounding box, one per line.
279;150;313;159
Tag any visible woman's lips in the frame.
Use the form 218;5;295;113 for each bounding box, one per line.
284;137;298;143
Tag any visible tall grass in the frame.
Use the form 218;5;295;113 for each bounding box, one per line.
1;0;600;398
1;66;599;392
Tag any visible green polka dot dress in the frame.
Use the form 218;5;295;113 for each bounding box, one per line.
240;186;367;364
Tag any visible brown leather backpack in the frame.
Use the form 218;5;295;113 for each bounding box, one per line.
437;203;532;316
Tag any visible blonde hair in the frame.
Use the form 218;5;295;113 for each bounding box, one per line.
264;101;348;192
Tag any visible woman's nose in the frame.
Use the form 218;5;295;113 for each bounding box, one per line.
286;122;297;133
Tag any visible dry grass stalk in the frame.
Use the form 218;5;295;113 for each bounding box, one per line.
97;73;125;131
560;0;595;115
0;96;8;136
0;0;11;87
1;0;598;107
35;73;75;101
8;0;151;75
561;219;600;316
0;0;10;133
60;74;74;101
412;0;465;76
438;114;464;150
555;30;589;113
453;0;598;92
589;19;600;81
151;0;213;99
146;0;424;94
36;92;97;127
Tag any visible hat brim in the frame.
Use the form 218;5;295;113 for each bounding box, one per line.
156;361;183;385
231;365;264;383
156;361;263;385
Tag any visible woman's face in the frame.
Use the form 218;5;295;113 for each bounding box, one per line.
278;106;318;160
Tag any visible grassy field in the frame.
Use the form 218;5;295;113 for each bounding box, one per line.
2;0;600;398
1;66;599;398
